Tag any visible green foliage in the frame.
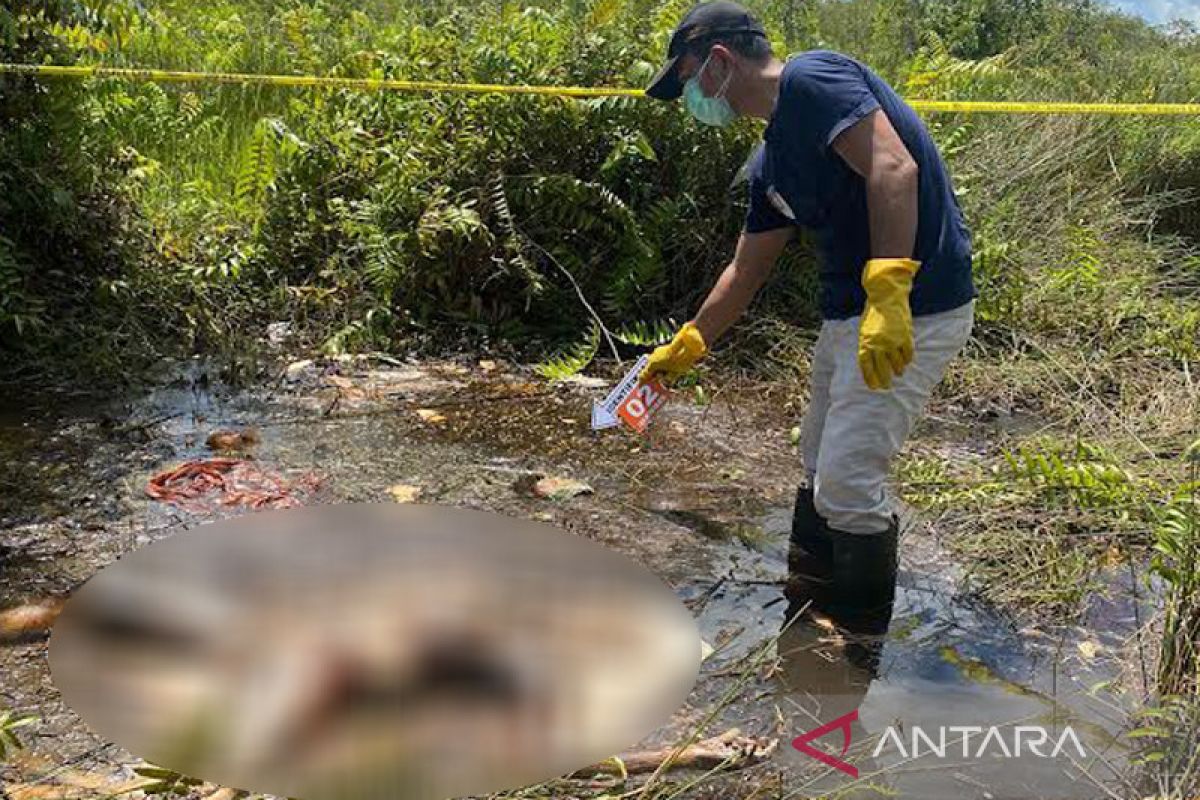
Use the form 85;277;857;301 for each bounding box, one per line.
920;0;1048;59
534;321;600;380
1003;439;1140;509
614;318;674;346
0;707;36;760
1128;697;1200;797
2;0;1199;378
235;116;304;220
133;764;205;796
0;0;146;353
1153;440;1200;697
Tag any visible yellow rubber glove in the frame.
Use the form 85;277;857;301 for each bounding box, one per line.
641;322;708;382
858;258;920;391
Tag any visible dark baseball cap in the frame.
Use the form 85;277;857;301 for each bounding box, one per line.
645;1;767;101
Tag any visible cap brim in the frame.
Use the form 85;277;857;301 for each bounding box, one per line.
645;55;684;101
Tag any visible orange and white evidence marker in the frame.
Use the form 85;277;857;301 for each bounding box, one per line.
591;355;669;435
617;378;668;434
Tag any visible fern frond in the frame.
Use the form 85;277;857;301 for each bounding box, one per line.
488;173;545;295
235;117;278;210
534;321;600;380
0;709;36;761
1004;441;1137;508
614;319;673;346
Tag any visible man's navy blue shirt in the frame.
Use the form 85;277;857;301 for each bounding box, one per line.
744;50;976;320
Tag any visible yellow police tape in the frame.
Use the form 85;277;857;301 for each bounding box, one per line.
4;62;1200;115
0;63;639;98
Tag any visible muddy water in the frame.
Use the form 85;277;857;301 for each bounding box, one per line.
0;358;1150;799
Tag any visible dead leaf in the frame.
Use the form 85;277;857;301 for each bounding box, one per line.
284;359;314;380
388;484;423;503
323;373;373;402
206;428;260;452
1;597;67;640
1077;640;1102;661
201;788;243;800
479;359;498;372
415;409;447;425
532;476;593;501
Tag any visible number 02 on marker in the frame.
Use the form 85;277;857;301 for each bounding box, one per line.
618;380;667;434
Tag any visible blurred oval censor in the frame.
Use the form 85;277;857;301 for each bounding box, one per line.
50;504;701;800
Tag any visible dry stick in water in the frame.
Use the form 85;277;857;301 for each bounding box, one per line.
633;606;804;798
573;729;776;778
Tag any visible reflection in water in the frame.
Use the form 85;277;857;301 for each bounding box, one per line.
778;485;898;797
768;498;1134;800
786;483;898;674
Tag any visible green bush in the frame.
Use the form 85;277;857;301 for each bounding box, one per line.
0;1;134;347
1;0;1199;372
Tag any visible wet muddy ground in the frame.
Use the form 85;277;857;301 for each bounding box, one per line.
0;356;1157;799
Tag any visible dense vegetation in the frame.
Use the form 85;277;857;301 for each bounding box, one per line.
1;0;1198;370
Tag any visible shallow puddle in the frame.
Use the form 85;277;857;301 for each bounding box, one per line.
0;359;1152;799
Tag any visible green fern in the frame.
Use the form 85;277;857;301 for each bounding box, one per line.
1004;441;1136;508
905;31;1009;96
235;117;279;211
614;318;673;346
488;173;546;296
586;0;624;29
534;321;600;380
506;174;659;316
651;0;693;42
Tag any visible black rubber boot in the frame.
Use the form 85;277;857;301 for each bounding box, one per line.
824;516;900;673
785;484;834;613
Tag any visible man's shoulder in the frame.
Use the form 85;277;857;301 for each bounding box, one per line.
783;50;864;77
779;50;869;100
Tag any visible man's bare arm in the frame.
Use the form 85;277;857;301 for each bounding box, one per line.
832;109;919;259
691;227;793;345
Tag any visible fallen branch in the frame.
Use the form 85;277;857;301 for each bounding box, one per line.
573;728;777;778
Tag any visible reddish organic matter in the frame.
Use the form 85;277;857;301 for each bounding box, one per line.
145;459;320;511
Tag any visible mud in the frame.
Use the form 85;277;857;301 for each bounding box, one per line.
0;356;1155;799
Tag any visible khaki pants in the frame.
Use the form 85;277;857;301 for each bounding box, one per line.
801;301;975;535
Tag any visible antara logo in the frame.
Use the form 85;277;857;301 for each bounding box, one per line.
791;710;860;778
872;725;1088;759
792;712;1089;778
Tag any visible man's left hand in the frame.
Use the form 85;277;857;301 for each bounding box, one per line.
858;258;919;391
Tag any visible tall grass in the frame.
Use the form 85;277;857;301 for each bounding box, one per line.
4;0;1198;365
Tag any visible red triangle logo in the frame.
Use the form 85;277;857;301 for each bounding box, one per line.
791;709;859;778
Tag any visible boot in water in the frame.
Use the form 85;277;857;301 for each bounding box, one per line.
824;516;900;674
786;484;834;613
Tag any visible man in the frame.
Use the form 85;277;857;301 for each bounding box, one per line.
641;2;976;639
